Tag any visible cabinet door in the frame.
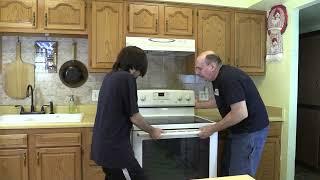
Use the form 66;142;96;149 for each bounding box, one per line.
0;0;37;29
256;138;280;180
235;12;266;74
0;149;28;180
128;4;159;34
44;0;85;30
35;147;81;180
82;129;105;180
91;1;124;69
198;9;233;65
164;6;193;36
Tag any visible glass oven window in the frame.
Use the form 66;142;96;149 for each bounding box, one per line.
142;137;209;179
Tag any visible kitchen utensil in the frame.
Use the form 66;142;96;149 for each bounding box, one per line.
59;42;88;88
4;41;35;99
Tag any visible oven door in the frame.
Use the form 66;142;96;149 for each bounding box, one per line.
132;129;218;179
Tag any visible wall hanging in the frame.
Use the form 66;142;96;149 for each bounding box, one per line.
266;4;288;62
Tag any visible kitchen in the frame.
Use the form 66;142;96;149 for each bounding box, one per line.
0;0;313;180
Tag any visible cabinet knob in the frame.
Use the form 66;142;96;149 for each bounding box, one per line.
37;152;41;165
32;12;36;26
24;152;27;166
45;13;48;26
166;20;168;32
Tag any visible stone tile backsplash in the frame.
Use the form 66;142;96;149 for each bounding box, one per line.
0;36;210;107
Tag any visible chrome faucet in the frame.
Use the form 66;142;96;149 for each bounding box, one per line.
26;84;35;112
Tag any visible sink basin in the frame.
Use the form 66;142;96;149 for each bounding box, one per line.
0;113;84;123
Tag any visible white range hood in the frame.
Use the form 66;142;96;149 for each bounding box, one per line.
126;36;195;52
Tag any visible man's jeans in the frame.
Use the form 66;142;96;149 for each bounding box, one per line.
221;126;269;177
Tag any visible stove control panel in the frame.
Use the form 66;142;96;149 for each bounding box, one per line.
137;89;195;107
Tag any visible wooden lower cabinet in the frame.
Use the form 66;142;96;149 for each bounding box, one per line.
217;122;281;180
82;128;105;180
0;129;82;180
0;149;28;180
35;147;81;180
256;137;280;180
0;133;28;180
0;123;281;180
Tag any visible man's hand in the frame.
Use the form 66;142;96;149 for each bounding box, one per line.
199;124;218;139
149;128;163;139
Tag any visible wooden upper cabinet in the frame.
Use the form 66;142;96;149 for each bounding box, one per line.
0;149;28;180
0;0;86;34
128;3;194;37
128;4;159;34
197;9;233;65
44;0;85;30
90;1;124;69
0;0;37;29
164;6;193;35
235;12;266;74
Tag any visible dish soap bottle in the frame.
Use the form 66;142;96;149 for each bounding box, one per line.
68;95;77;113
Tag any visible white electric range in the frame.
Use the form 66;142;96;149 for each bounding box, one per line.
132;89;218;179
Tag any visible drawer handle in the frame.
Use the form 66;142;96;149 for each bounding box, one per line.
155;19;158;32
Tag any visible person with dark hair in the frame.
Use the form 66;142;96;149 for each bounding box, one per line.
195;51;269;177
91;46;163;180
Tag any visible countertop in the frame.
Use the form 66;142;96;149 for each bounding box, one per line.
195;106;283;122
0;105;283;129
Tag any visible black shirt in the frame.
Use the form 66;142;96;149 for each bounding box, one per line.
212;65;269;134
91;71;139;168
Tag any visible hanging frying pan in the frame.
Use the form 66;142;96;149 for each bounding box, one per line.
59;42;88;88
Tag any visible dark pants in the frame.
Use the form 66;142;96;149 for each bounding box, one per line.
221;126;269;177
102;159;147;180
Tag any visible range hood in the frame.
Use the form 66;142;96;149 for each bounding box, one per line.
126;36;195;52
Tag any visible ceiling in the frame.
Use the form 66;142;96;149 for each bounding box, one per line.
300;2;320;34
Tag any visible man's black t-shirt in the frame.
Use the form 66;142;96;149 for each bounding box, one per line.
212;65;269;134
91;71;139;168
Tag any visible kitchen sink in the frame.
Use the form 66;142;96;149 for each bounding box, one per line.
0;113;84;123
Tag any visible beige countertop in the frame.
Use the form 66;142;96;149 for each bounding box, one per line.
195;106;283;122
0;105;282;130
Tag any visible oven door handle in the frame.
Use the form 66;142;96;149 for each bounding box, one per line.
136;130;200;138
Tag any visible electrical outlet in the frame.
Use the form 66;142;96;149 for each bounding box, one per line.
92;90;99;101
199;89;209;101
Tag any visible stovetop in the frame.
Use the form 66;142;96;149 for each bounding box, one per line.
133;115;214;130
143;116;212;125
